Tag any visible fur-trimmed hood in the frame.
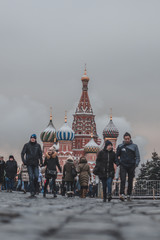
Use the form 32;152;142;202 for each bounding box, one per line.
66;159;74;164
79;157;87;164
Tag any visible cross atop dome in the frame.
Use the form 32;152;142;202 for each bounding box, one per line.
110;108;112;121
50;107;53;121
81;64;90;87
65;111;67;123
40;107;56;143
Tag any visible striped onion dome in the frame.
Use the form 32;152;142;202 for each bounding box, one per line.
40;109;56;142
103;115;119;139
84;137;99;153
56;113;75;141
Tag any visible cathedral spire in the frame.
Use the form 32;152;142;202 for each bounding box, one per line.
110;108;112;121
65;111;67;123
81;64;90;91
50;107;53;121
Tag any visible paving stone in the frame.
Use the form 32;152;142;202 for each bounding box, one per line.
0;192;160;240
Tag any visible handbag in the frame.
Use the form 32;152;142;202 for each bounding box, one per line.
93;166;100;176
71;166;77;178
46;169;57;177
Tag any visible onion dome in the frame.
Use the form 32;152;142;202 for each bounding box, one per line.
84;130;99;153
81;64;90;81
40;108;56;142
56;112;75;141
103;112;119;139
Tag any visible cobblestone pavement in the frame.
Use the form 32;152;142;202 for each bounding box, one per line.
0;192;160;240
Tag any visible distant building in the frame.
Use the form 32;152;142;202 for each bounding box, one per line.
40;67;119;181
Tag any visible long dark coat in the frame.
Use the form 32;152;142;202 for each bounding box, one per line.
95;149;116;179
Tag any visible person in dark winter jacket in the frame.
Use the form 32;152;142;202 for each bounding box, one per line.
0;156;5;191
63;157;76;197
43;147;61;198
77;157;91;198
5;155;17;192
21;134;42;197
116;132;140;201
95;140;116;202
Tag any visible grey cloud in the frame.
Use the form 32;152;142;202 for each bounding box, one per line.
0;0;159;161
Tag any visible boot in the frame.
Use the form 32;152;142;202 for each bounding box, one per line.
83;189;87;198
108;193;112;202
103;192;106;202
80;189;83;198
43;191;46;198
81;189;85;198
43;184;47;198
52;190;57;198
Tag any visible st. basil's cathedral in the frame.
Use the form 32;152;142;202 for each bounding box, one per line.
40;67;119;181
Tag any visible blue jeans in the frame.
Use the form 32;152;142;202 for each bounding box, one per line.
27;166;39;194
17;179;21;190
102;177;113;199
5;177;15;190
22;181;29;191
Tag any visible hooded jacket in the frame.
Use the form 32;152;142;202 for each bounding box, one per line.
77;158;91;187
116;140;140;167
63;159;76;182
5;159;17;179
21;141;42;167
95;146;116;179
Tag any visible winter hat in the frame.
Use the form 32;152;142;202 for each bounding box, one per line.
105;140;113;148
30;134;37;139
9;155;14;160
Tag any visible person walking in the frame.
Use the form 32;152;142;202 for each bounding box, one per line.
94;140;116;202
43;147;61;198
21;134;42;197
16;168;22;191
116;132;140;201
0;156;5;191
77;157;91;198
5;155;17;192
63;157;76;197
21;163;29;193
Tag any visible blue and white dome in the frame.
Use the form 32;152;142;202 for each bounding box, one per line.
57;114;75;141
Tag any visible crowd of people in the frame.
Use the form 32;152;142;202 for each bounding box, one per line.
0;132;140;202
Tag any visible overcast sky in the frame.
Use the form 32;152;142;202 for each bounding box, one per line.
0;0;160;163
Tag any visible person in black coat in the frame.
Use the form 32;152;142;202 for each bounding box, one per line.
43;147;61;198
0;156;5;191
5;155;17;192
21;134;42;197
95;140;116;202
